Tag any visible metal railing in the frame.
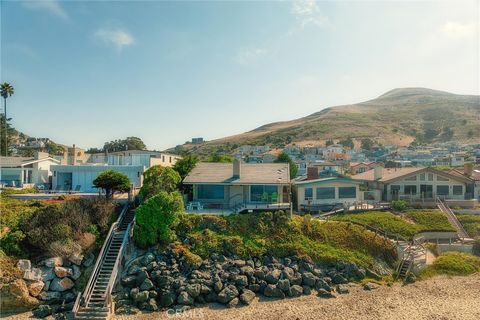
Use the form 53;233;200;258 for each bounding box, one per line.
105;216;135;313
72;203;129;315
436;197;469;239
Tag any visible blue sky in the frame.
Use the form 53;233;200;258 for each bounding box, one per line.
1;0;478;150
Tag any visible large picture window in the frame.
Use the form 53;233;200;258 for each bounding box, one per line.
404;185;417;195
452;186;463;195
316;187;335;199
197;185;224;200
339;187;356;199
436;185;449;196
251;185;278;202
304;188;313;200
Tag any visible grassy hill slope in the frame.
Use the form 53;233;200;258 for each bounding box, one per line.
180;88;480;155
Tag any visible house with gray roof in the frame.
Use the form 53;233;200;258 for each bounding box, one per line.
0;152;60;188
183;159;291;213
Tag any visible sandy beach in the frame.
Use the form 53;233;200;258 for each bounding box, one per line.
4;275;480;320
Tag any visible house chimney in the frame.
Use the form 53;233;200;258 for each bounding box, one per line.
374;166;383;180
464;162;473;177
72;144;77;165
307;167;319;180
233;159;241;179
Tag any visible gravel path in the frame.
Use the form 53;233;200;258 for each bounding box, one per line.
4;275;480;320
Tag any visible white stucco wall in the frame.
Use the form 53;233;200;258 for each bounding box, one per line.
51;165;144;192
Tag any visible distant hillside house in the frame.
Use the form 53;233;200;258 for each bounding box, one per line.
0;152;60;188
350;162;383;174
293;166;362;213
191;137;204;144
352;166;474;202
183;160;290;212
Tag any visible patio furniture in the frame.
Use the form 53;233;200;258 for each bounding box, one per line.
187;201;204;211
49;185;61;194
70;185;82;194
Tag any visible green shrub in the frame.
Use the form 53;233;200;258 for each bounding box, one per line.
138;166;181;202
456;214;480;238
392;200;408;211
404;210;455;232
0;230;26;256
19;197;116;258
332;211;420;239
175;212;397;268
420;252;480;278
332;210;456;240
134;191;184;248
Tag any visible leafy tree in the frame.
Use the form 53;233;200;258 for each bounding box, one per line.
360;138;374;150
138;166;181;202
207;154;233;163
134;191;184;248
338;137;354;149
93;170;131;199
274;152;298;178
325;139;334;147
86;147;103;154
1;82;14;156
173;154;199;179
45;141;65;156
0;114;16;156
20;148;35;157
103;136;147;152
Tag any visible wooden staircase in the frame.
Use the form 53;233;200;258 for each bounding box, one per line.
436;197;469;239
72;204;135;320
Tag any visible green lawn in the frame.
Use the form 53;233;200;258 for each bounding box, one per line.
331;210;455;240
404;210;455;233
174;212;397;268
456;214;480;237
420;252;480;279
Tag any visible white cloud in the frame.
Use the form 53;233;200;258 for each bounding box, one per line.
291;0;329;28
93;28;135;51
442;21;475;39
22;0;68;20
234;48;268;65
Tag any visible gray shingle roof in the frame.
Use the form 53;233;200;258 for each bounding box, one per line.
183;162;290;185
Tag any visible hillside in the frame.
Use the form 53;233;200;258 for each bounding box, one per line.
179;88;480;155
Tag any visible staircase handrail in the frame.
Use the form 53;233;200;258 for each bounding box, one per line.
436;197;469;238
80;203;129;307
105;216;135;313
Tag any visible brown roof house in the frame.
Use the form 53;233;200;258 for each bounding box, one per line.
352;165;474;202
183;159;291;213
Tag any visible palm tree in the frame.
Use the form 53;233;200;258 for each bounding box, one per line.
1;82;14;156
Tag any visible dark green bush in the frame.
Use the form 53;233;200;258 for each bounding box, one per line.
134;191;184;248
0;230;26;256
392;200;408;211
